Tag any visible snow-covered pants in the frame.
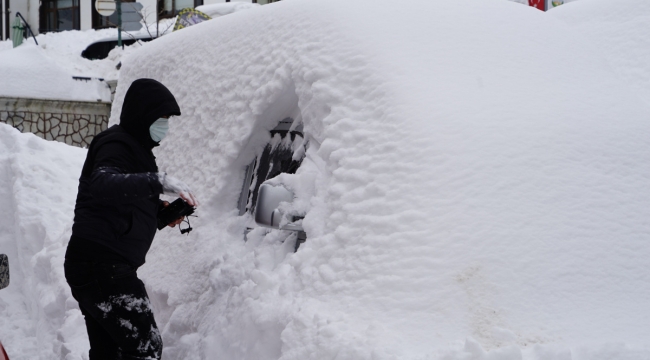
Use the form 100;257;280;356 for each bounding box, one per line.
64;261;162;360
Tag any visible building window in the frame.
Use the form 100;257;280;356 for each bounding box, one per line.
39;0;80;33
158;0;203;19
92;0;136;29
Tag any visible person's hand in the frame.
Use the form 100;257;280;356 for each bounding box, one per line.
158;172;198;206
161;201;184;228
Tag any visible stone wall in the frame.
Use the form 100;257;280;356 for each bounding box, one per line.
0;97;111;148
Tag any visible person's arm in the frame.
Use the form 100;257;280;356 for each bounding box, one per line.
89;167;162;202
87;141;163;203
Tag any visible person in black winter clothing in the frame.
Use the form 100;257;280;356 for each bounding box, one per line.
64;79;197;360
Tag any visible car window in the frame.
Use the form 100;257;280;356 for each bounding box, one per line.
237;118;306;217
81;37;153;60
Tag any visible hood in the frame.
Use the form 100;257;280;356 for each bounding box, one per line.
119;78;181;148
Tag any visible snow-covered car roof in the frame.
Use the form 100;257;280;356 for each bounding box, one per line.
110;0;650;358
549;0;650;103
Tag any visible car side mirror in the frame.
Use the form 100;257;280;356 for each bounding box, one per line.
0;254;9;290
254;183;304;232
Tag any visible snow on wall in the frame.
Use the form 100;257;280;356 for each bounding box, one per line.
107;0;650;358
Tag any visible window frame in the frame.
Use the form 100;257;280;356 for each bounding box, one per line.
237;118;306;217
39;0;80;33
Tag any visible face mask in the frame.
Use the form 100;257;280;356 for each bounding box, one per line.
150;118;169;142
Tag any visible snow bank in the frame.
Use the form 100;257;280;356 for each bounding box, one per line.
0;25;162;102
0;44;110;102
0;14;250;102
549;0;650;104
0;123;87;359
107;0;650;358
12;28;122;79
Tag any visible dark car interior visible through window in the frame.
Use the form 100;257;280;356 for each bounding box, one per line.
238;118;306;217
81;37;154;60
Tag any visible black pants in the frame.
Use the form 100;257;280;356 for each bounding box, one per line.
64;261;163;360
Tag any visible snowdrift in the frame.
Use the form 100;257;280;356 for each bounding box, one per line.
0;124;87;359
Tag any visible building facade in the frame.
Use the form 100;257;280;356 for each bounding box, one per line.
0;0;281;41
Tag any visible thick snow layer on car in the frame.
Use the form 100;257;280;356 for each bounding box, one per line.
549;0;650;104
109;0;650;358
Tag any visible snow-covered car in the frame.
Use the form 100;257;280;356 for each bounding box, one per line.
108;0;650;358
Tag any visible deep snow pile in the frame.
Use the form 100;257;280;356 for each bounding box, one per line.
109;0;650;358
0;123;87;359
549;0;650;104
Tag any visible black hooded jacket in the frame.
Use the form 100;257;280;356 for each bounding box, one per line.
66;79;181;267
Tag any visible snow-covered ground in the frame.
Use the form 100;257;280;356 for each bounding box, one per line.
2;0;650;359
0;124;87;359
